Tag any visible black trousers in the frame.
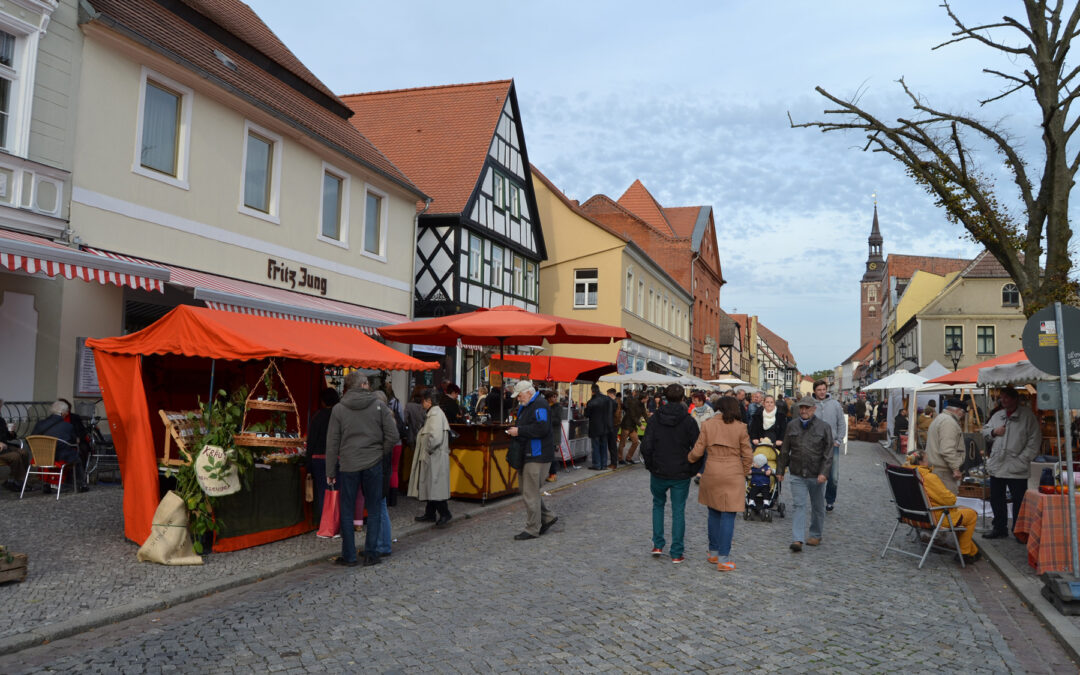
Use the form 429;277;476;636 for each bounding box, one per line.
989;476;1028;534
423;499;451;518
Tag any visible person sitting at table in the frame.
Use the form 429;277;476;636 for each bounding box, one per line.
30;400;88;492
906;449;981;564
0;399;29;491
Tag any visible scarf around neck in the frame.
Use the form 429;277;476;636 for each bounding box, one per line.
761;408;776;430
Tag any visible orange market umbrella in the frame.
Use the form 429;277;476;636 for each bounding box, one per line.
924;349;1027;385
379;305;628;419
490;354;617;383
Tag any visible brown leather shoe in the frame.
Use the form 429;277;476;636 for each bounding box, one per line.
806;537;821;546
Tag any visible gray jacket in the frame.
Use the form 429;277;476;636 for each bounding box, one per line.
813;394;846;448
326;389;399;478
982;405;1041;479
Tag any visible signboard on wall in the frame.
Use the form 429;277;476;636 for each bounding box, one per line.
75;337;101;397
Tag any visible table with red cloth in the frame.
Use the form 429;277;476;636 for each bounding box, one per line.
1013;489;1080;575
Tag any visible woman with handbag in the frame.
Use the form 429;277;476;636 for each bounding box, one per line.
408;388;452;528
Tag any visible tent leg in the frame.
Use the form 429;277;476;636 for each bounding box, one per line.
208;360;216;403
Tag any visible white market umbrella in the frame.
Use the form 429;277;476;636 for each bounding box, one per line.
708;377;751;387
600;370;680;386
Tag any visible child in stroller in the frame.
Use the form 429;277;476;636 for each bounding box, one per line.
745;440;785;521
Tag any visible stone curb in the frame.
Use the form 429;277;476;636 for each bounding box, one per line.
873;440;1080;665
0;463;631;656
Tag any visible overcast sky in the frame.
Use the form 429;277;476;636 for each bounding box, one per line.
247;0;1044;371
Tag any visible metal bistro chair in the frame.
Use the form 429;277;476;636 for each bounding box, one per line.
21;435;79;500
881;463;967;569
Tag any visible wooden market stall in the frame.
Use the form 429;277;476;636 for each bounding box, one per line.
87;305;435;548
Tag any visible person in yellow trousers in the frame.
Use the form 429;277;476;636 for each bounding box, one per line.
906;449;981;564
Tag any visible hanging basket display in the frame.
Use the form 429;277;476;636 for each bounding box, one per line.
233;360;306;460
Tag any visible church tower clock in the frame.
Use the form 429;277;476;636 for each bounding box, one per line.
860;204;885;347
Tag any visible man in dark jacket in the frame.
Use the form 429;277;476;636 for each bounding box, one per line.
30;400;87;491
640;384;701;564
584;384;613;470
326;372;399;567
507;380;557;540
777;395;834;552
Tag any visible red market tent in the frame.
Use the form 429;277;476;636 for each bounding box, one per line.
491;354;616;383
87;305;436;545
924;349;1027;385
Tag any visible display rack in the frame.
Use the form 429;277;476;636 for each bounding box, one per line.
232;360;306;452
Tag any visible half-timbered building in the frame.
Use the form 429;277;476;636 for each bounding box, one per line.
342;80;545;388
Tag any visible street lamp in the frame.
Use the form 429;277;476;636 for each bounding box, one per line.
948;339;963;371
897;342;908;365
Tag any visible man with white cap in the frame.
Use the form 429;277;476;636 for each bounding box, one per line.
777;395;833;552
506;380;558;540
925;398;968;493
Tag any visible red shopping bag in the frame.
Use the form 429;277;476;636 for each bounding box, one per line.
317;487;340;538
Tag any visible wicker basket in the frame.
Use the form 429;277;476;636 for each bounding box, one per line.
958;484;989;500
237;360;306;450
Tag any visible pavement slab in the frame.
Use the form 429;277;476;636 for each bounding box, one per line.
0;443;1076;672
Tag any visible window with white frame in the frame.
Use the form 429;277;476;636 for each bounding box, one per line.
0;31;16;151
648;288;654;321
513;255;524;296
1002;283;1020;307
509;183;521;218
238;121;282;221
491;245;504;289
637;280;645;316
363;188;387;258
625;271;633;311
526;261;537;301
766;368;777;381
318;164;349;244
493;172;506;210
662;298;669;330
134;68;193;189
574;269;598;308
468;234;483;282
0;17;56;158
977;325;995;354
867;284;877;303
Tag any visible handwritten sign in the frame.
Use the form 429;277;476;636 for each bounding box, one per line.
195;445;241;496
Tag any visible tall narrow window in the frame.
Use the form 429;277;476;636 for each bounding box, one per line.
493;172;505;210
637;281;645;316
625;271;633;311
526;262;537;301
648;289;654;321
141;82;182;176
364;191;384;256
574;269;598;308
321;172;343;240
977;326;995;354
513;255;525;296
243;131;273;212
491;246;504;289
469;234;483;282
510;184;520;217
0;30;16;151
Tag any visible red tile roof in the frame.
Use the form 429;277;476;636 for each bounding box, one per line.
662;206;700;239
341;81;513;215
842;339;879;365
757;321;796;366
884;254;970;282
960;250;1013;278
85;0;421;197
179;0;338;103
617;180;674;235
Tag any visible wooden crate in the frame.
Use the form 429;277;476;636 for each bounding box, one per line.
958;484;989;500
0;552;28;584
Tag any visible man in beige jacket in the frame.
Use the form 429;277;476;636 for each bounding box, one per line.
925;399;968;492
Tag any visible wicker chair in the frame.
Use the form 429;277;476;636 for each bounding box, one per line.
20;435;78;500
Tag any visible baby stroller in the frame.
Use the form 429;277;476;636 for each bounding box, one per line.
745;439;785;521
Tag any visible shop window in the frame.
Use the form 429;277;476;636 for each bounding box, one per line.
574;268;598;308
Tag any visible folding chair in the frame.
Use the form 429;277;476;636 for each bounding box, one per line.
881;463;967;569
20;435;78;500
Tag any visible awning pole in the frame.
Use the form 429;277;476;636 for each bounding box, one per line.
208;360;216;404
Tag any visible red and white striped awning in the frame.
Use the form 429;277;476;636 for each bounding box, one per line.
84;248;406;335
0;229;168;291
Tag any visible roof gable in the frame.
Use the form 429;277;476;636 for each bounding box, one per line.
960;250;1014;278
341;80;513;215
757;322;795;366
617;180;675;235
884;254;970;282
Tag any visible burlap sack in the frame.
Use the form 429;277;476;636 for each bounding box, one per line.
136;490;204;565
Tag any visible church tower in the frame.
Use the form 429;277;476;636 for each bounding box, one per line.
859;204;885;346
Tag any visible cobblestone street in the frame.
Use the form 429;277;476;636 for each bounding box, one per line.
1;441;1076;673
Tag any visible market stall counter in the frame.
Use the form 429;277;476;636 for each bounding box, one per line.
448;423;518;502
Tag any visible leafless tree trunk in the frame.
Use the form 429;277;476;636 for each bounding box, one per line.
791;0;1079;315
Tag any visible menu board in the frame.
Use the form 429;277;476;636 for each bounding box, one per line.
75;337;101;397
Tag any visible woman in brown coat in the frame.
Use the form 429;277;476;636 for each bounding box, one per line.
688;396;753;571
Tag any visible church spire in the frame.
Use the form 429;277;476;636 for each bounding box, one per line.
861;201;884;282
